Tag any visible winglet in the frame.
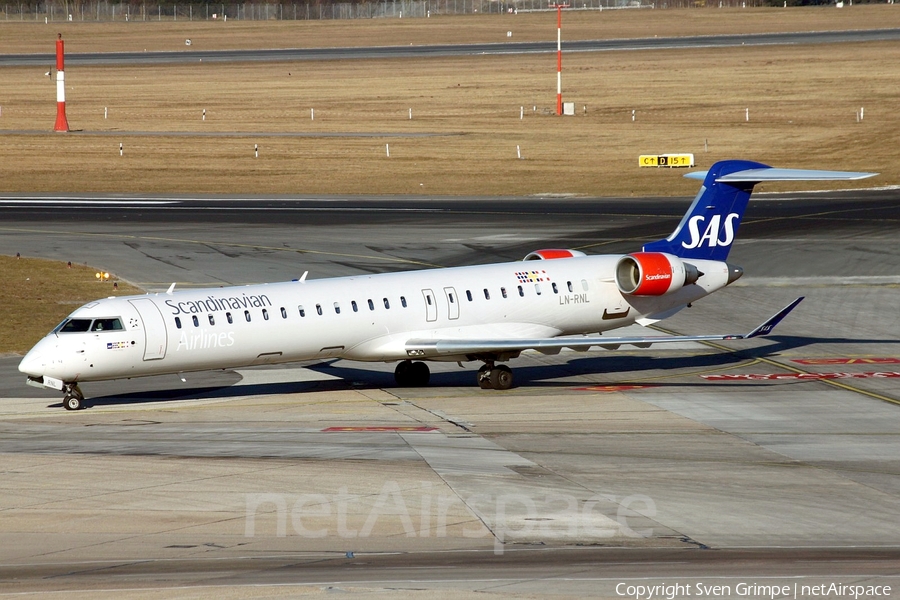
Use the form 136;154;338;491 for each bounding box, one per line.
299;271;308;283
166;282;176;295
743;297;804;339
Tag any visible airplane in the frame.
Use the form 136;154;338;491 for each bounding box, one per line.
18;160;877;410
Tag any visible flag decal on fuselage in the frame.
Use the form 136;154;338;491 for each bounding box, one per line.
515;270;548;283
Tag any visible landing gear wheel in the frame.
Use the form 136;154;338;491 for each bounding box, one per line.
62;383;84;411
394;360;412;386
410;361;430;386
489;365;513;390
476;363;513;390
477;364;493;389
395;361;431;387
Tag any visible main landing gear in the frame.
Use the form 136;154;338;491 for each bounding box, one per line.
477;362;513;390
394;360;514;390
394;360;431;387
62;383;85;411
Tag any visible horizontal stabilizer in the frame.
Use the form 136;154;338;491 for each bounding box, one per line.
685;168;878;182
405;298;804;358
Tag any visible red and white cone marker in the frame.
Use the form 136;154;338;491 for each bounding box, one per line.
54;34;69;132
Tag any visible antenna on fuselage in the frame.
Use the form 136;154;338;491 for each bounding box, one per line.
299;271;308;283
166;282;176;295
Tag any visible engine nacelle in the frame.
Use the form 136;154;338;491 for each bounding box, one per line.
615;252;700;296
523;249;587;261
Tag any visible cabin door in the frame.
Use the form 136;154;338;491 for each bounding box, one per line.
128;298;168;361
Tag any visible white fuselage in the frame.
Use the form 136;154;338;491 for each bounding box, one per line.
19;255;733;384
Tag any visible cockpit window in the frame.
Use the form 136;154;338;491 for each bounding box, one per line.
56;317;125;334
59;319;92;333
91;318;124;332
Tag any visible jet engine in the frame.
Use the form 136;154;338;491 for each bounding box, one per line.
523;249;587;261
615;252;700;296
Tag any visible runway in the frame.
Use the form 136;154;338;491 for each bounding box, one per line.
2;28;899;66
1;190;899;595
1;190;898;286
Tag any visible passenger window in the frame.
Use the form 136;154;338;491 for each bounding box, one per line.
352;300;358;312
281;307;287;319
383;298;390;309
535;284;541;295
192;315;199;327
245;310;251;322
175;317;182;329
500;288;507;299
208;314;215;326
466;290;473;302
334;302;341;315
582;279;589;291
401;296;407;308
518;285;524;297
227;312;233;324
567;281;573;293
316;304;323;316
263;309;269;320
298;305;306;318
483;289;490;300
552;282;558;294
368;299;375;311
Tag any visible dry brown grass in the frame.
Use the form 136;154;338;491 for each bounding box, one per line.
0;256;143;354
1;6;896;53
0;37;897;197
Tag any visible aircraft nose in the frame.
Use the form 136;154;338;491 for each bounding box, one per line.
19;339;50;377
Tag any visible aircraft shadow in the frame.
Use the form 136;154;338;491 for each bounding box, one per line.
81;379;335;409
75;334;898;408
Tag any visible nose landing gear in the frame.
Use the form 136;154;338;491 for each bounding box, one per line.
62;383;84;411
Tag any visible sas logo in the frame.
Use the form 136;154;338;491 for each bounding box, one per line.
682;213;740;249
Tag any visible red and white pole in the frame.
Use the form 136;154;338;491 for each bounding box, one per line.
557;5;562;115
553;4;568;116
54;34;69;132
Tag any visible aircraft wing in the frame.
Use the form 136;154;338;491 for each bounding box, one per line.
405;297;803;359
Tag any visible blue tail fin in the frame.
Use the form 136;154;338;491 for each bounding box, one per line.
642;159;878;261
642;159;768;261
